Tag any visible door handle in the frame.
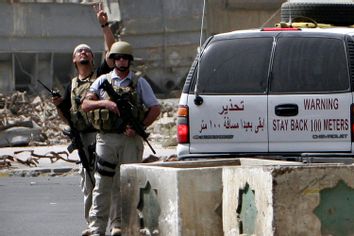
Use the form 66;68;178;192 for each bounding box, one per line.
275;104;298;116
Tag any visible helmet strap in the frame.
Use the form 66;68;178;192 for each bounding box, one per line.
116;66;129;72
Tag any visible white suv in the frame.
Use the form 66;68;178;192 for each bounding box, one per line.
177;15;354;161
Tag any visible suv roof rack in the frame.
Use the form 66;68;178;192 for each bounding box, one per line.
275;21;334;29
261;27;301;31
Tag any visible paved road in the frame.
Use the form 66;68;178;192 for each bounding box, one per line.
0;144;176;236
0;175;87;236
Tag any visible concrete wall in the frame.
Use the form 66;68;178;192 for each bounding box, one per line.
121;158;354;235
0;3;104;53
0;2;106;93
223;164;354;235
206;0;284;35
118;0;285;93
118;0;204;93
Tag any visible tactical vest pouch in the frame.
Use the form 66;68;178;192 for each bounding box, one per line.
70;75;97;132
88;108;124;132
100;109;111;131
88;109;104;131
71;111;91;131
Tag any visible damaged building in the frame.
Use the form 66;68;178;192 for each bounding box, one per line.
0;0;283;95
0;1;115;94
0;0;284;147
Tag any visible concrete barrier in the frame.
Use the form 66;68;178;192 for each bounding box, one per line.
121;159;241;236
120;158;354;235
223;164;354;236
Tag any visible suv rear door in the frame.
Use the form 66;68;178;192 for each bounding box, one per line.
187;36;273;154
268;34;352;153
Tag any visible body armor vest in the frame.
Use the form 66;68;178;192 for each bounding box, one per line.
89;73;147;132
70;72;97;131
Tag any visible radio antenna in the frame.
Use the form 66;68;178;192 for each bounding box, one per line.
289;0;292;25
260;8;280;28
193;0;206;105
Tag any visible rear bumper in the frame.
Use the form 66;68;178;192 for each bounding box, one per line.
177;144;354;163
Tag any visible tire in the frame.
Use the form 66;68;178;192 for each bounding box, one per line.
281;2;354;26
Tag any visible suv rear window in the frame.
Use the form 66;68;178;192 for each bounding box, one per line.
195;37;273;94
271;37;349;93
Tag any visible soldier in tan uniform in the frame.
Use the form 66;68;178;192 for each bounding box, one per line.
82;41;161;236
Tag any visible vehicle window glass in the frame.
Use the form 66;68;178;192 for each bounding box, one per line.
271;37;349;93
195;37;273;94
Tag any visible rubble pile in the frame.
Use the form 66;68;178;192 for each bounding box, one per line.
0;91;69;147
148;99;178;147
0;91;179;148
0;92;179;169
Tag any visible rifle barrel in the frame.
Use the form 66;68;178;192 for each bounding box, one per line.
37;80;61;97
37;80;52;92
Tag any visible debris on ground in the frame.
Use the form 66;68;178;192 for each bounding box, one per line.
148;99;178;147
0;91;179;168
0;91;178;148
0;91;69;147
0;149;77;169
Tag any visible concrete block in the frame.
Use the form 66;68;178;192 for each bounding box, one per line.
120;158;241;236
223;164;354;236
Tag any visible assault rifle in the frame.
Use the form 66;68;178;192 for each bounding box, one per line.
37;80;61;97
63;127;95;185
38;80;94;184
99;79;156;154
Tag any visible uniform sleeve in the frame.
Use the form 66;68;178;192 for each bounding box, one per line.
89;76;101;95
137;77;160;108
89;75;107;99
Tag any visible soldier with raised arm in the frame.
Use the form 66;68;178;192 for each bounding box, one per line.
51;3;115;236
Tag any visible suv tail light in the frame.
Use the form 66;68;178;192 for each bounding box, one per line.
351;104;354;142
177;105;189;143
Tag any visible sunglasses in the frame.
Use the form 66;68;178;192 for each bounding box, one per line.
76;48;92;54
112;54;131;60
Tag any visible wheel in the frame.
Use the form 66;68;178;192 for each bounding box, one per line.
281;2;354;26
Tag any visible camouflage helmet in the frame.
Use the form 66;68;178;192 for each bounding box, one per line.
108;41;134;61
